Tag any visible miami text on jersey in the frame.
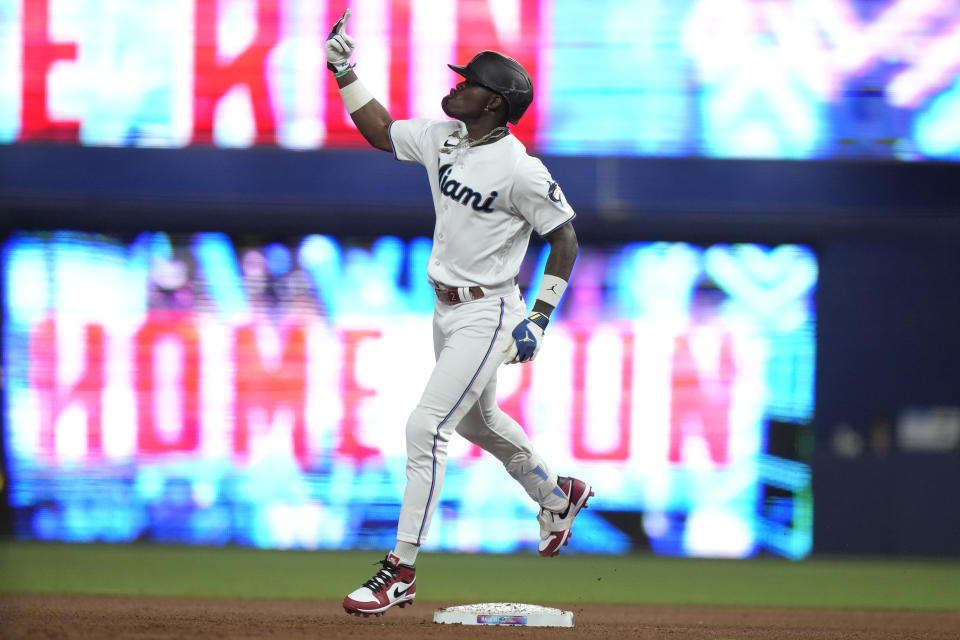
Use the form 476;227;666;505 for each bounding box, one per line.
438;163;498;212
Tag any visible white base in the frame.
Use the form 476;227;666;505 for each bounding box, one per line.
433;602;574;627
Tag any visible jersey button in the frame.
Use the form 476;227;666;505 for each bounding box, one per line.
438;233;445;240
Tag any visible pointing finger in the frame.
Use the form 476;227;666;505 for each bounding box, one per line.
328;8;351;38
335;8;351;35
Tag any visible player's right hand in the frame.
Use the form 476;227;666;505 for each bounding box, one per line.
326;8;356;74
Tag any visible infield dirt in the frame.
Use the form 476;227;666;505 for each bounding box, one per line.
2;595;959;639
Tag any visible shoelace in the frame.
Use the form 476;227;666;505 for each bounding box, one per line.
363;558;399;592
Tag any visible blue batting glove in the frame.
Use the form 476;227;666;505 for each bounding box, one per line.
504;312;549;364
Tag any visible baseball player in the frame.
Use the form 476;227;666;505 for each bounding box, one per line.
326;10;593;617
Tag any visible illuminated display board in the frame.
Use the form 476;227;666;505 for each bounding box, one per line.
2;231;816;558
0;0;957;159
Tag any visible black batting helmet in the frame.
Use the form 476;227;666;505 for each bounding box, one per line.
448;51;533;124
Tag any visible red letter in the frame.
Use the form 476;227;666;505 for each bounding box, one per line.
322;0;359;146
234;323;309;467
455;0;541;147
135;312;201;453
499;364;532;429
388;0;413;122
193;0;280;144
464;364;533;459
29;318;104;458
339;329;381;462
21;0;80;141
571;328;632;461
668;333;734;466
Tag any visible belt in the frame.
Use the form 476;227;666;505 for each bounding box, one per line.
432;277;520;305
433;282;485;305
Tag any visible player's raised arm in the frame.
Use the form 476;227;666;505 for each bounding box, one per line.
326;9;393;152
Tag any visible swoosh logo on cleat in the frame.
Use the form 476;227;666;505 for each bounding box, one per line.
390;581;415;600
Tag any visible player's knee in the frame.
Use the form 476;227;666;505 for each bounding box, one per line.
476;403;501;429
405;406;437;444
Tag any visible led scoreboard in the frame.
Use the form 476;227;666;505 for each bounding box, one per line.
3;231;817;558
1;0;958;158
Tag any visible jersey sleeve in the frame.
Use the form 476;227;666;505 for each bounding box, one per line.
388;118;442;166
511;156;576;236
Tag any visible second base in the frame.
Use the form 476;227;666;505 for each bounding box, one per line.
433;602;573;627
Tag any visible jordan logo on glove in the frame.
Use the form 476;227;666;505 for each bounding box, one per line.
507;313;548;363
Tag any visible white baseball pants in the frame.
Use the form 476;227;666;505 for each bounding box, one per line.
397;288;567;545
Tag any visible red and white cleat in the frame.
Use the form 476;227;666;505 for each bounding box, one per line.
342;553;416;616
537;476;593;558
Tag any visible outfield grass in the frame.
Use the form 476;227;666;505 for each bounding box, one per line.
1;541;957;611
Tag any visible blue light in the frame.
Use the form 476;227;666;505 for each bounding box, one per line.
264;243;292;276
915;76;960;160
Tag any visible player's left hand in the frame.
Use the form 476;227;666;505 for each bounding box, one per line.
504;315;546;364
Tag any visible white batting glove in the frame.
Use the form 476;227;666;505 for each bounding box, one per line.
504;313;549;364
326;9;356;75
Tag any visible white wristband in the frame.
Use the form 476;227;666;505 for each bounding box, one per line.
339;79;374;114
536;275;568;308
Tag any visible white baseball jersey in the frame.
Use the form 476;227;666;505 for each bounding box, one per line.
386;117;574;550
388;118;575;288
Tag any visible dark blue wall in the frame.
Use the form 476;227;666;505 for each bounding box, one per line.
816;238;960;439
813;238;960;555
3;144;960;240
813;453;960;555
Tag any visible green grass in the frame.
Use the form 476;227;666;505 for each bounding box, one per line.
1;541;958;611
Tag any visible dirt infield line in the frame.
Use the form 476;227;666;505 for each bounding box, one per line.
2;595;959;640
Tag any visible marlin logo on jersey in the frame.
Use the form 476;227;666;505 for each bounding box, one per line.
438;163;498;212
547;180;565;207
